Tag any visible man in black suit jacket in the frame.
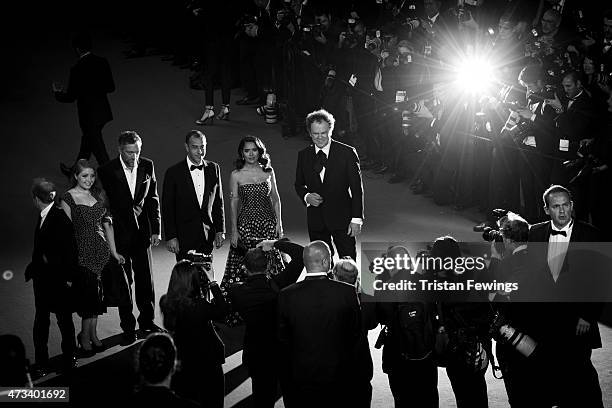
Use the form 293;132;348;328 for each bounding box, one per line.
278;241;364;408
54;32;115;175
98;131;162;337
228;238;304;408
295;109;364;260
162;130;225;260
527;185;603;407
26;179;77;376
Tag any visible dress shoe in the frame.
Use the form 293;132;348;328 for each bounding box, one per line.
92;342;107;353
195;107;215;125
30;363;52;379
120;331;138;346
236;96;260;106
60;162;72;177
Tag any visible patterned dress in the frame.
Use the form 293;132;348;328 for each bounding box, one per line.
63;191;110;317
220;180;285;326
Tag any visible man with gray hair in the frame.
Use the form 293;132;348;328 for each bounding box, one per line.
278;240;365;407
98;131;162;342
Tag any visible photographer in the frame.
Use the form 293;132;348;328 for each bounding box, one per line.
228;238;304;408
159;260;227;408
511;64;558;222
372;246;439;407
429;236;490;408
488;215;549;407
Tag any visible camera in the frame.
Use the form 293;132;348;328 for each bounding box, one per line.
489;311;537;357
445;329;489;373
239;14;258;27
185;250;213;296
474;208;510;242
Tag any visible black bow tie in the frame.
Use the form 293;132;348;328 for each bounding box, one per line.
313;150;327;174
550;229;567;237
190;164;204;171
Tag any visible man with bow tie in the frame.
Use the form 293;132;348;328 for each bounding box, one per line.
527;184;603;407
295;109;364;260
98;131;162;340
162;130;226;261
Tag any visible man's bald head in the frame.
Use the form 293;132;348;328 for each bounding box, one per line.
303;241;332;273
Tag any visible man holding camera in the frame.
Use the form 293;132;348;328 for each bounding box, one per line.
489;215;548;406
527;184;603;407
513;64;558;222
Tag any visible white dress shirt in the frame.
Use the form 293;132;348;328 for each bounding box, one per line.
120;155;138;199
547;220;573;282
187;157;205;208
40;202;54;228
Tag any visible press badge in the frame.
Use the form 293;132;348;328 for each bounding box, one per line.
559;139;569;152
395;90;406;103
349;74;357;87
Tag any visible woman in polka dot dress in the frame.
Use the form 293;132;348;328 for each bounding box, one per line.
60;159;126;355
220;136;285;326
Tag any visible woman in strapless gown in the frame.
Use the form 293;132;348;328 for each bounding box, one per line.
220;136;285;326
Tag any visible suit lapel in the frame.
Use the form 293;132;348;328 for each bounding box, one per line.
133;160;146;205
203;161;212;211
322;142;337;187
310;145;323;189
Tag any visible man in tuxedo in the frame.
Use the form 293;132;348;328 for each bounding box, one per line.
97;131;162;340
26;179;77;376
295;109;364;260
162;130;225;260
53;32;115;175
277;241;364;408
528;184;603;407
228;238;304;408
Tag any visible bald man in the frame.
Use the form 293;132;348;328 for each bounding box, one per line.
277;241;366;407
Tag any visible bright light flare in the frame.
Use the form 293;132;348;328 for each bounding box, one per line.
454;58;495;94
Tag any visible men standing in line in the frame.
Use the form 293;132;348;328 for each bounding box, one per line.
26;178;77;376
162;130;225;260
528;184;603;407
98;131;162;342
277;241;365;408
53;31;115;176
295;109;364;260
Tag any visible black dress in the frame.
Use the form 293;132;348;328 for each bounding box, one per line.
63;191;110;318
220;181;285;326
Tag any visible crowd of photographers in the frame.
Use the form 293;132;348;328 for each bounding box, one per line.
123;0;612;230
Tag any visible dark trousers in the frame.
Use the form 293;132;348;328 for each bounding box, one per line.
203;37;232;106
173;363;224;408
545;344;603;408
77;124;110;165
387;358;439;408
446;363;488;408
309;227;356;260
249;362;279;408
118;245;154;332
33;308;75;365
497;344;549;407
